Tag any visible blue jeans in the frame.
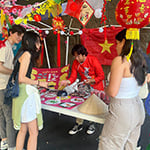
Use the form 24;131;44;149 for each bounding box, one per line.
0;89;16;147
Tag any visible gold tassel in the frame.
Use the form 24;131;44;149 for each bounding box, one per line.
126;41;134;62
126;28;140;40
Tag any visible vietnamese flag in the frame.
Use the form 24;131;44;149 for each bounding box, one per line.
80;27;124;65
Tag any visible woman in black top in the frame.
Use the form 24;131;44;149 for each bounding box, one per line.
12;31;48;150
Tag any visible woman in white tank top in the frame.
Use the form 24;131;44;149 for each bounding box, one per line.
98;29;147;150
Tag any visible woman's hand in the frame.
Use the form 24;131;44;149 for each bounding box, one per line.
39;81;48;88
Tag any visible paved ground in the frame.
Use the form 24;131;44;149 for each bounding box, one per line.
37;110;103;150
36;109;150;150
1;107;149;150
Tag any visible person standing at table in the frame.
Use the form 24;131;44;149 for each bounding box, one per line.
0;25;25;150
60;44;105;135
98;29;147;150
12;31;48;150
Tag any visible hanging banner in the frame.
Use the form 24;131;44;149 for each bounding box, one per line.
77;1;94;26
80;27;124;65
31;65;70;89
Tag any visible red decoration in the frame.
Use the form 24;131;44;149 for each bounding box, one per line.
0;39;6;49
146;42;150;54
70;31;74;35
52;16;65;31
116;0;150;29
101;0;107;40
64;0;83;18
53;31;57;35
34;14;41;22
39;30;43;34
57;32;61;68
52;16;65;68
70;2;78;11
77;1;94;27
2;26;8;39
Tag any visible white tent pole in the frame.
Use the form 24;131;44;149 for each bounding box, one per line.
65;17;74;65
38;21;53;29
65;34;69;65
43;37;51;68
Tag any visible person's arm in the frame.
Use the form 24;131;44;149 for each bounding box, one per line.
147;73;150;83
0;62;12;75
19;51;48;88
0;45;13;75
59;60;78;87
105;56;124;97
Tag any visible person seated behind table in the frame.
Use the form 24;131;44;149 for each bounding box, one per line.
60;44;105;135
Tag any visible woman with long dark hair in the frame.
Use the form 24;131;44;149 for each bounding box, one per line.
98;29;147;150
12;31;48;150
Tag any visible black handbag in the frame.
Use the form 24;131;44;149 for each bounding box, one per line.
4;62;20;104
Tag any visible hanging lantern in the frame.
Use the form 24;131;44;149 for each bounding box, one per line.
34;14;41;22
115;0;150;39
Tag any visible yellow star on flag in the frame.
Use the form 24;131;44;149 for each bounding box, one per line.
99;40;114;53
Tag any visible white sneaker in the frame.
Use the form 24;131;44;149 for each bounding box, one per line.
86;124;95;135
136;146;141;150
0;140;8;150
68;124;83;135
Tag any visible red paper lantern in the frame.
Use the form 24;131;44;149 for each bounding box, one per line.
116;0;150;29
34;14;41;22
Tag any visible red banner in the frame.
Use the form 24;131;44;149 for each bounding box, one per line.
80;27;124;65
31;65;70;89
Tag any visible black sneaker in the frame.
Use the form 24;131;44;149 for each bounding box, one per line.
86;124;95;135
68;124;83;135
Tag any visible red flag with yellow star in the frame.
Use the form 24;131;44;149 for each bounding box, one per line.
80;27;124;65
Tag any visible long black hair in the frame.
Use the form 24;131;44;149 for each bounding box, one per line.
116;29;147;85
14;31;41;65
121;39;147;86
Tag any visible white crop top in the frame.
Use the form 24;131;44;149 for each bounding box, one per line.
115;77;141;99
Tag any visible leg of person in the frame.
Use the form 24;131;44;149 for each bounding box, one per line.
27;119;38;150
16;123;27;150
124;99;145;150
87;122;96;135
0;90;8;150
3;103;17;149
68;118;84;135
124;125;142;150
98;97;136;150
